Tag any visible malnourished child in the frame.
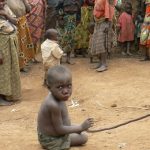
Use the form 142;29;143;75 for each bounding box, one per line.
37;65;94;150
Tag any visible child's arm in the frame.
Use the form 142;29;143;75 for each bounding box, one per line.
51;104;94;135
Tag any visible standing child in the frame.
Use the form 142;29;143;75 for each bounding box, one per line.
37;65;94;150
41;29;63;85
117;2;135;56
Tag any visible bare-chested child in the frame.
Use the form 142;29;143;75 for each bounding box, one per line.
37;65;94;150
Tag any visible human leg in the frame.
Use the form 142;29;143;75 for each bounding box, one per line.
121;42;127;55
96;52;107;72
141;47;150;61
126;41;132;56
66;52;75;65
70;132;88;146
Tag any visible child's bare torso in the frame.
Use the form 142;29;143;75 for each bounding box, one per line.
37;94;70;136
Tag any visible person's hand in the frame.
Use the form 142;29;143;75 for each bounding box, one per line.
81;118;94;131
0;53;3;65
25;3;31;13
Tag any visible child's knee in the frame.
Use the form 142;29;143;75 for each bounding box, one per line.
81;132;88;144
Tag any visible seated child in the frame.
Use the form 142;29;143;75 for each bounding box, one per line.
41;29;63;85
37;65;94;150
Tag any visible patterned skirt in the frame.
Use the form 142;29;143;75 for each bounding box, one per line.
0;32;21;100
91;20;112;56
17;16;35;68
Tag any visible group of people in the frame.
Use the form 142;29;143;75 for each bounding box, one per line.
0;0;150;149
0;0;45;105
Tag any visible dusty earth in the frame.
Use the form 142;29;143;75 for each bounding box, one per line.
0;55;150;150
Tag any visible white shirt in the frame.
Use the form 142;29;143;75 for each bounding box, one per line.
41;39;63;69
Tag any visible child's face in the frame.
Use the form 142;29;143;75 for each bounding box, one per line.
49;74;72;101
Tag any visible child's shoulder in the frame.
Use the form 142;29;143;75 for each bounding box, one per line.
44;93;60;110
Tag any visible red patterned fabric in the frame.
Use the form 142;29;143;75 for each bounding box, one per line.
26;0;46;44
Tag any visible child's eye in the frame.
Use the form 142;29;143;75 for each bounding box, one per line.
68;84;72;88
57;86;63;89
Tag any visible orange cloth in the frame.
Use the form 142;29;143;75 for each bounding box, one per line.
93;0;115;21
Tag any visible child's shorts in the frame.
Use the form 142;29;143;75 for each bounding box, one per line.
38;131;71;150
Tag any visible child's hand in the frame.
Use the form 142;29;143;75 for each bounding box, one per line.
0;53;3;65
81;118;94;131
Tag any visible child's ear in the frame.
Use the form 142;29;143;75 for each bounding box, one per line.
46;81;51;90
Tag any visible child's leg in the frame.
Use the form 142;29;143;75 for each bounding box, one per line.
66;52;75;65
141;47;150;61
121;42;127;55
91;55;101;69
70;133;88;146
126;41;132;55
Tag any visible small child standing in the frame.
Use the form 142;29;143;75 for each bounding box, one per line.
117;2;135;56
37;65;94;150
41;29;63;85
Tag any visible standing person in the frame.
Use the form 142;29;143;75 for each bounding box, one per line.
60;0;81;64
37;65;94;150
7;0;35;72
0;0;21;105
140;0;150;61
26;0;46;62
91;0;115;72
45;0;60;29
117;2;135;56
41;29;63;86
74;0;94;56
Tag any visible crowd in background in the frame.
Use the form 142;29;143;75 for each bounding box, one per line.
0;0;149;105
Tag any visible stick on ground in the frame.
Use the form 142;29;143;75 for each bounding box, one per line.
88;114;150;133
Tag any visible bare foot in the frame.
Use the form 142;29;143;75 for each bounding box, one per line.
96;65;107;72
91;63;101;69
127;52;133;56
0;97;14;106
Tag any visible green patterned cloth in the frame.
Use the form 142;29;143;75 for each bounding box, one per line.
74;6;93;50
0;32;21;100
38;131;70;150
61;14;76;53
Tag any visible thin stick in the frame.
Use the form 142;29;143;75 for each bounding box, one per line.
88;114;150;133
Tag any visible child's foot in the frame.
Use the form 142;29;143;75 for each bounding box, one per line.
0;97;14;106
121;51;127;56
127;52;132;56
96;65;107;72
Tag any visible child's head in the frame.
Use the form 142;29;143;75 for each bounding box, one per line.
88;22;95;34
0;0;6;9
47;65;72;101
45;29;59;41
124;2;132;15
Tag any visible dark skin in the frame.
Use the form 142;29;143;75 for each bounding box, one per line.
38;71;94;146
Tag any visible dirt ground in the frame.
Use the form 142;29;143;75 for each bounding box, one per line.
0;55;150;150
